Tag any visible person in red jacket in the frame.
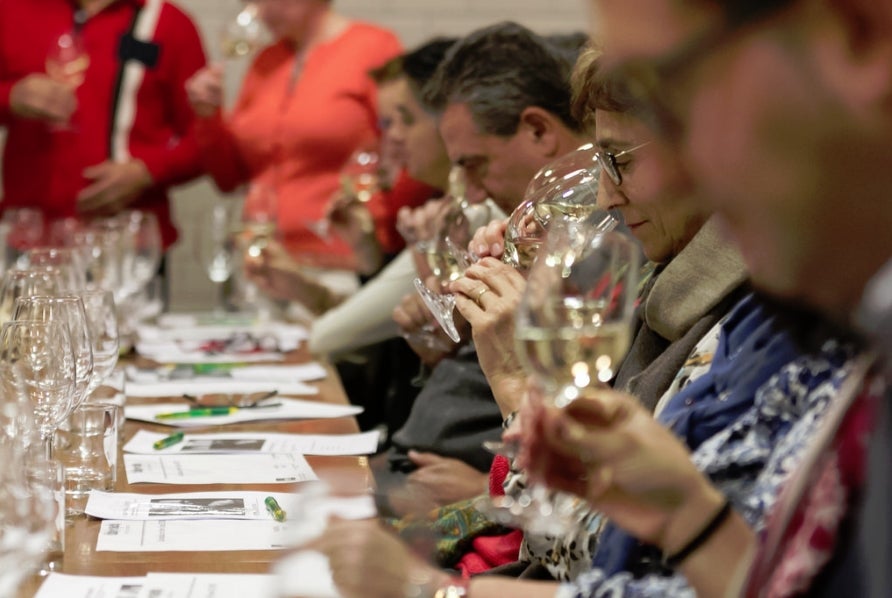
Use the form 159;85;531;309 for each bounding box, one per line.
185;0;402;270
0;0;207;250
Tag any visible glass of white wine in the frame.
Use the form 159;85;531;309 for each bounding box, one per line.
479;224;642;535
220;3;263;60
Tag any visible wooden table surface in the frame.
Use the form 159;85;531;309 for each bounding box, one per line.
17;353;368;596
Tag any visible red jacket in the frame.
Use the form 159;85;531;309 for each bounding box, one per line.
0;0;206;247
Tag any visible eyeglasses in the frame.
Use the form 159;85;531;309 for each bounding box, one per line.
608;0;798;140
597;142;651;187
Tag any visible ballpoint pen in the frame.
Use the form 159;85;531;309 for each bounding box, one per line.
265;496;286;522
154;402;282;420
153;431;185;449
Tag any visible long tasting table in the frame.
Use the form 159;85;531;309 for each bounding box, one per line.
17;354;368;596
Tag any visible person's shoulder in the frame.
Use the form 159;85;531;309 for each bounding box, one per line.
153;0;201;30
342;21;401;51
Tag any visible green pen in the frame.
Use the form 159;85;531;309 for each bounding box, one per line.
155;406;238;420
153;431;185;450
265;496;286;522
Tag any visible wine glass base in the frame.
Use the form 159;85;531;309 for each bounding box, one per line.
473;493;578;537
413;278;461;343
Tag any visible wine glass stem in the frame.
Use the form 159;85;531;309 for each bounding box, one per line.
43;434;54;462
216;280;228;314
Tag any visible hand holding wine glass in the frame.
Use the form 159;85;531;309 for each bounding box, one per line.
45;30;89;129
477;224;642;534
308;144;382;241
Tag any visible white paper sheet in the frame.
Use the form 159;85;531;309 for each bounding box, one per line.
272;551;342;598
123;453;317;485
124;379;319;398
125;362;328;384
135;321;308;364
134;342;285;364
85;490;297;521
124;430;380;456
137;573;276;598
34;573;146;598
95;519;290;552
125;397;362;428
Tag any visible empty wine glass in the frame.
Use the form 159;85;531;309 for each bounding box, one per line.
2;208;44;270
119;210;162;297
24;247;88;292
0;321;75;460
0;269;61;325
196;202;239;314
13;295;94;415
77;290;119;398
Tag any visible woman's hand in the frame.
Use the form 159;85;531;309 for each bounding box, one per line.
451;258;528;414
244;240;334;313
185;63;224;117
521;387;726;553
311;519;449;598
469;218;508;260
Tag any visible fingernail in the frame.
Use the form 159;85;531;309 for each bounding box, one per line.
491;243;501;256
476;244;488;256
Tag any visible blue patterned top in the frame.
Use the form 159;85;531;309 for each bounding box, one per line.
557;295;858;598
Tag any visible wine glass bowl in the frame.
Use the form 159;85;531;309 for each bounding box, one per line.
517;227;641;405
219;3;263;59
45;31;89;87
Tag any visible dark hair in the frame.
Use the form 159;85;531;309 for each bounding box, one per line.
368;37;457;108
544;31;590;71
422;21;582;136
401;37;458;107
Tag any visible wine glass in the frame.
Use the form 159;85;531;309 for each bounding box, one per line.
45;30;89;130
481;226;642;535
196;202;239;314
522;142;599;199
0;321;76;460
24;247;88;292
77;290;119;399
13;295;94;416
219;2;263;60
412;199;494;343
2;208;44;270
242;183;278;258
119;210;162;297
307;144;382;241
0;269;62;325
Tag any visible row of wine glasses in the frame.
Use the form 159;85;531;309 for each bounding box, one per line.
0;209;162;346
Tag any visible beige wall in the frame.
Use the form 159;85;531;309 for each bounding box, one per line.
0;1;589;310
